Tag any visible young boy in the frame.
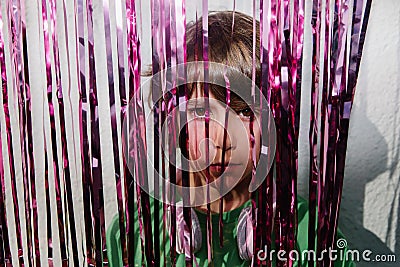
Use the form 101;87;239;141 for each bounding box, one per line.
107;11;354;267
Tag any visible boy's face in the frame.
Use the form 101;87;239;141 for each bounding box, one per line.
186;90;261;191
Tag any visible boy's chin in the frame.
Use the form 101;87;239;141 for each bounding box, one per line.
206;172;248;191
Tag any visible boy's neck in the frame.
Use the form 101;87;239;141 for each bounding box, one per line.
193;174;252;214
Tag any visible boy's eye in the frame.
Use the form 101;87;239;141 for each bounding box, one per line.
190;107;207;118
238;108;254;119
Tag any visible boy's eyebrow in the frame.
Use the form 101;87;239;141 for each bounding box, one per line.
187;97;207;105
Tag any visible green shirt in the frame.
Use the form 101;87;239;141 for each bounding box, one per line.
106;196;355;266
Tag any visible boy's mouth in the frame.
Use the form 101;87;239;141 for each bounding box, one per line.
209;162;241;175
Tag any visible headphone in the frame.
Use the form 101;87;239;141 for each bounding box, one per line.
167;203;261;261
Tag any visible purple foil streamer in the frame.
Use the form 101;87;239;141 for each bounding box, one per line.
332;1;350;98
7;1;45;266
125;0;146;264
50;0;80;264
152;1;163;266
23;43;40;267
294;0;306;158
127;0;155;265
250;1;258;266
268;0;282;264
268;1;294;267
325;1;351;264
0;122;11;266
316;0;331;264
293;0;305;140
201;0;213;264
0;131;7;265
167;88;178;266
327;1;372;266
318;0;349;265
293;0;305;259
268;0;278;258
291;0;305;265
43;145;54;266
0;4;25;266
113;0;130;265
40;0;72;265
84;0;109;264
100;0;126;265
323;6;340;258
114;1;134;263
278;0;300;265
59;0;84;264
74;0;96;265
259;1;274;266
349;0;372;95
162;103;167;267
308;1;322;266
315;0;373;266
7;1;38;266
163;0;178;264
150;0;163;265
220;63;231;250
150;0;171;265
174;0;192;264
218;3;235;250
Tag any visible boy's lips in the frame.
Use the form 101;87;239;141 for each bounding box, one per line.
210;162;230;166
208;162;241;175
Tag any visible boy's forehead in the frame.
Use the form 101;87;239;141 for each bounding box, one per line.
187;93;220;108
189;86;217;99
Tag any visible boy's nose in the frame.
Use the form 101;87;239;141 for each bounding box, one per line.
209;118;234;152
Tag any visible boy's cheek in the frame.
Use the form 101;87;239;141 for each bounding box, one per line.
188;138;218;164
243;125;262;163
187;125;200;157
187;138;207;165
188;141;200;161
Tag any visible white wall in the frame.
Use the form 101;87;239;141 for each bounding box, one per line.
335;1;400;265
299;1;400;266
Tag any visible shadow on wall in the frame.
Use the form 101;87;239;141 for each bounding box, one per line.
340;104;400;267
339;2;400;266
